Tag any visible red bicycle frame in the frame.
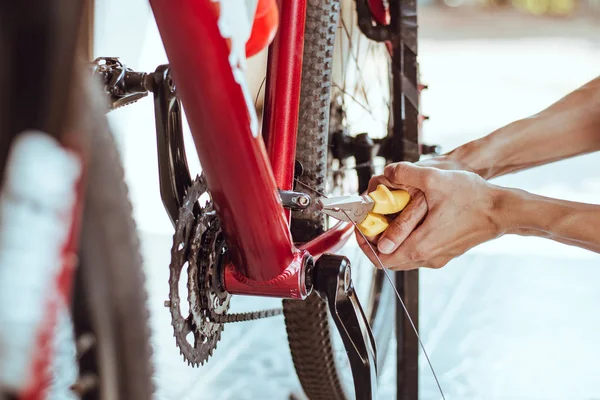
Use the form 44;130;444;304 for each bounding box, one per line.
149;0;353;299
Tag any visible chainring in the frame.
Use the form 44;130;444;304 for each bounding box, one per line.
167;175;230;366
188;204;231;347
168;175;284;366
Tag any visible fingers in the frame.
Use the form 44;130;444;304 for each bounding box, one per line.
384;162;431;189
356;229;419;270
385;256;451;271
365;233;381;244
377;189;427;254
367;175;393;193
356;227;452;271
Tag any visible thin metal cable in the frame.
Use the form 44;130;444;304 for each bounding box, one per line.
294;178;446;400
346;211;446;400
254;76;266;108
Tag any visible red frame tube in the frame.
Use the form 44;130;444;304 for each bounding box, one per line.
225;221;353;298
262;0;306;195
301;222;353;260
22;180;84;400
368;0;391;26
21;135;87;399
150;0;353;298
151;0;297;284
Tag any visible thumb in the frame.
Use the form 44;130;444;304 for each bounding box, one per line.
383;162;430;189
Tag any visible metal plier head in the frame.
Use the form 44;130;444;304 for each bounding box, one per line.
316;185;412;237
316;194;375;224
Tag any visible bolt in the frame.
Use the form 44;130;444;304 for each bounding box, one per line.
343;266;351;292
167;76;176;93
297;195;310;207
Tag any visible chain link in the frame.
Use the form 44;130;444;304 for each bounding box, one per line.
209;308;283;323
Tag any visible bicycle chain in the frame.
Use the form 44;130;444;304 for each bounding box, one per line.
210;308;283;323
168;175;282;366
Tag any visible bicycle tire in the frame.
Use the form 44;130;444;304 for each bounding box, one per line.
0;2;154;396
283;1;394;398
71;73;154;400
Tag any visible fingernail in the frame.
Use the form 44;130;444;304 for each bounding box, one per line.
378;238;395;254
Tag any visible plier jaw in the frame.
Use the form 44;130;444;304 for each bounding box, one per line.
316;195;375;224
316;185;411;237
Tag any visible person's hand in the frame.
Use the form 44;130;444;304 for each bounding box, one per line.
356;162;506;270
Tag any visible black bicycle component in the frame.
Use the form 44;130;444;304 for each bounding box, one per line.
294;160;304;178
92;61;195;226
313;254;378;400
421;143;441;156
353;133;376;194
330;128;354;161
388;0;421;398
355;0;422;397
92;57;152;110
152;64;194;226
355;0;393;42
279;189;312;210
330;129;378;194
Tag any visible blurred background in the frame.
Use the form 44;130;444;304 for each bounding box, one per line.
94;1;599;399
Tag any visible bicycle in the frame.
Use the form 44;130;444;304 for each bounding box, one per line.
0;0;426;398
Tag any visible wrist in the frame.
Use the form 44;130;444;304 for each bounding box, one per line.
446;118;533;180
491;186;551;237
445;137;496;179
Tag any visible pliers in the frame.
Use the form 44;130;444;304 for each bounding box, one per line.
317;185;411;237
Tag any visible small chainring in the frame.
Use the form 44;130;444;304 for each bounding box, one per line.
167;175;230;366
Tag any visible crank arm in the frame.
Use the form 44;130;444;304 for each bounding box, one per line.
152;64;194;226
313;254;378;400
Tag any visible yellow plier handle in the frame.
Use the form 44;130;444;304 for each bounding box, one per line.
358;185;410;237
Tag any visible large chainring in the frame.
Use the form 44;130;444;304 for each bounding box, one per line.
167;175;230;366
167;175;283;366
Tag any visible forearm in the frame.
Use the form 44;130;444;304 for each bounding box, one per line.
447;76;600;180
497;187;600;253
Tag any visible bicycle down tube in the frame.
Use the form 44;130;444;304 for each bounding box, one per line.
149;0;353;299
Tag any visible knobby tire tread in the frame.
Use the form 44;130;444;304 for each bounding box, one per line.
283;1;348;399
77;74;154;399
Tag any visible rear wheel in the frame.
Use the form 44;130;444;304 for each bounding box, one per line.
283;1;395;399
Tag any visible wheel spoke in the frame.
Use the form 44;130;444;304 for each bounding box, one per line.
335;16;391;140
